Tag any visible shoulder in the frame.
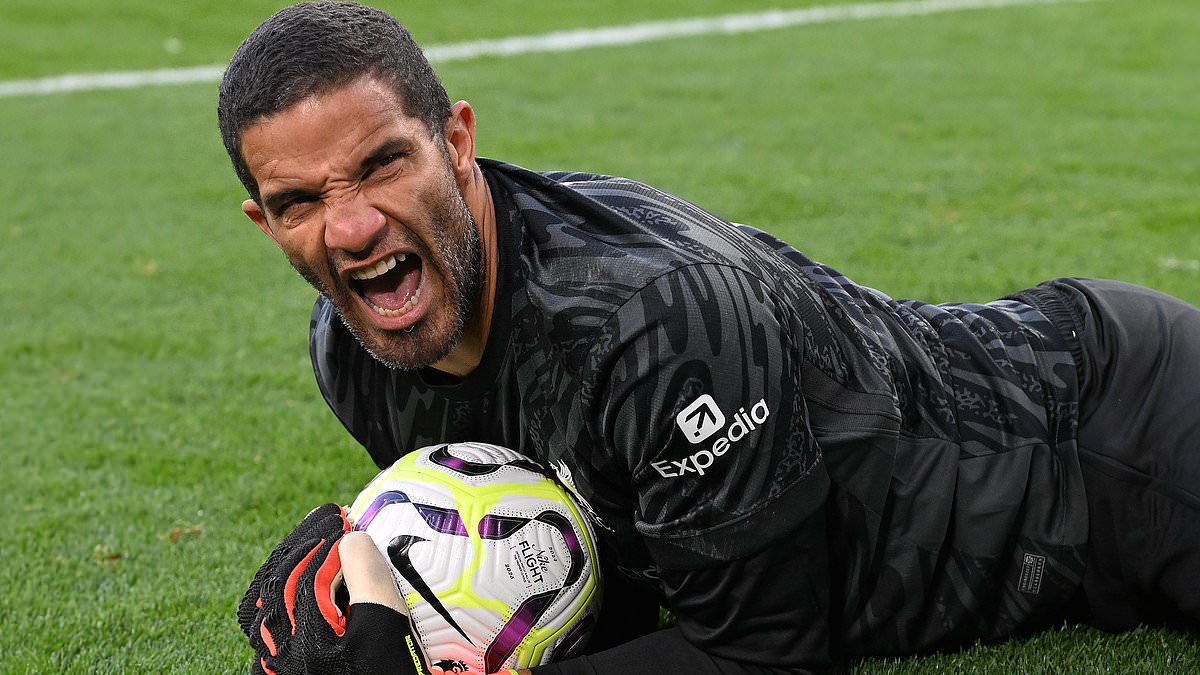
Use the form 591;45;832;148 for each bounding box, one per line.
482;158;748;270
485;159;802;346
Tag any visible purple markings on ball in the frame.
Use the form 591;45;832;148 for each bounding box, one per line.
357;490;467;537
535;511;586;584
478;514;530;540
415;503;469;537
355;490;412;531
483;591;558;674
558;521;582;559
430;445;500;476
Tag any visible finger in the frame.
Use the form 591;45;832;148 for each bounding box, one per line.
340;531;407;614
277;503;347;554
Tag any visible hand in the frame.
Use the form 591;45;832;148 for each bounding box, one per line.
237;505;433;674
340;534;532;675
238;503;352;674
338;531;433;674
338;531;407;614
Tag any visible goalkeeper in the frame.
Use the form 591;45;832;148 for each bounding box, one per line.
220;2;1200;673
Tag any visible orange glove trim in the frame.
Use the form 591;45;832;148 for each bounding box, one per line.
284;539;325;636
315;538;348;637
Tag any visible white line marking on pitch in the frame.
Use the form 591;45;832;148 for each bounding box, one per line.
1160;257;1200;272
0;0;1097;99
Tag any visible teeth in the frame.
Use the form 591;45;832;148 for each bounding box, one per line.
350;253;405;281
364;284;422;317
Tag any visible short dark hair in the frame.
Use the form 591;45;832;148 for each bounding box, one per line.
217;1;451;203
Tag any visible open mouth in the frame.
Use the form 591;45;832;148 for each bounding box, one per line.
349;252;423;318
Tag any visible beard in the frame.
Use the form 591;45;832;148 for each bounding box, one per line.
291;166;482;372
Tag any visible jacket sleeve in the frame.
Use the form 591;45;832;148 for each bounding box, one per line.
532;510;834;674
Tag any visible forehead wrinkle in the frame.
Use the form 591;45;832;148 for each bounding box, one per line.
243;79;417;196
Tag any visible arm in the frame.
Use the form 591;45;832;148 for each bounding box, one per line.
540;265;837;673
532;511;834;675
335;519;835;675
339;532;540;675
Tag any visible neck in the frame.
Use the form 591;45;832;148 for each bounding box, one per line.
430;163;498;378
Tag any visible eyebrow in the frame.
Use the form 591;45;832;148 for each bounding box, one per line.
361;137;416;171
260;137;419;219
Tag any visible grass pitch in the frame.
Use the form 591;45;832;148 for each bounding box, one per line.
1;0;1197;672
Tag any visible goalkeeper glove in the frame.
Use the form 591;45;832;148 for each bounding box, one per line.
238;504;433;675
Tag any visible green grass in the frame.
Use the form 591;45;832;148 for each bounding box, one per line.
1;0;1198;671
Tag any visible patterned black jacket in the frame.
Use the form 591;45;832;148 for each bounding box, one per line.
310;159;1087;673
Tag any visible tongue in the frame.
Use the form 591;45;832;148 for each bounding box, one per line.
359;256;421;311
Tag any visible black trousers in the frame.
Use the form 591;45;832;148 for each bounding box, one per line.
1037;278;1200;631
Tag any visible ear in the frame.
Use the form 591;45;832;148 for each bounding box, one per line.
242;198;278;245
444;100;478;187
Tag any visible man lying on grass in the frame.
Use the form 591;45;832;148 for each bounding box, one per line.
219;2;1200;673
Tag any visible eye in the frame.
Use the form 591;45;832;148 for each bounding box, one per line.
283;195;318;213
275;196;320;226
367;151;408;180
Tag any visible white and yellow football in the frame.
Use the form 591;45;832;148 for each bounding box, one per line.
347;442;602;674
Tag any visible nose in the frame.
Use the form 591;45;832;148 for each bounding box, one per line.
324;192;386;255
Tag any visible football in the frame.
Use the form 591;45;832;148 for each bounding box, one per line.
346;442;602;674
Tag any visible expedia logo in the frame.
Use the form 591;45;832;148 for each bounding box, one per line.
655;396;770;478
676;394;727;443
